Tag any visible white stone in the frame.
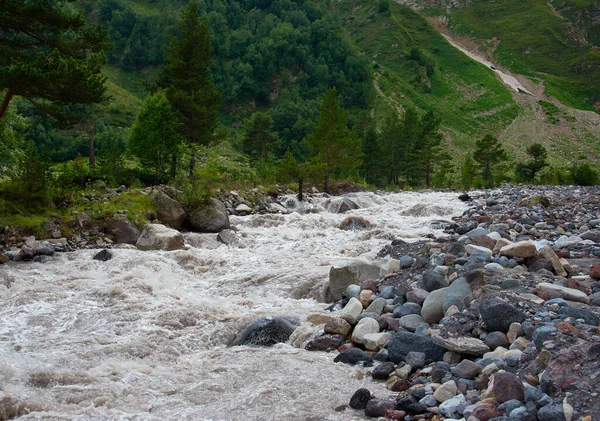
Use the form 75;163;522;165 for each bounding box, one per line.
465;244;493;256
351;317;380;344
235;203;252;213
363;332;392;351
340;297;363;325
537;282;590;304
136;224;185;251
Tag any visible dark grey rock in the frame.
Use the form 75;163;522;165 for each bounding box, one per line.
393;302;422;318
484;331;510;349
537;403;565;421
422;269;448;292
532;324;559;349
187;198;230;233
479;298;526;333
334;348;373;366
305;333;345;351
388;331;445;364
36;245;54;256
404;351;426;368
349;388;372;409
233;316;298;346
558;307;599;326
372;362;396;380
93;249;113;261
365;399;395;418
443;277;472;314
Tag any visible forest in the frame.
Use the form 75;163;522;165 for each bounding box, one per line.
1;0;598;223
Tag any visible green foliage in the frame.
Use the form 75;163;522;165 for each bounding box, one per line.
538;100;563;124
242;111;279;161
460;155;477;189
378;0;390;13
0;0;112;119
0;101;27;178
515;143;548;182
570;163;599;186
128;91;182;183
473;134;508;187
305;87;363;192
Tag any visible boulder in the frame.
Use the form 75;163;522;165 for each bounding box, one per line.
104;218;141;245
537;283;589;304
500;241;537;258
325;197;360;214
538;246;567;277
485;371;525;403
327;259;382;301
351;317;380;345
151;189;185;230
136;224;185;251
217;229;246;248
387;331;446;364
187;198;230;233
233;316;299;346
93;250;112;261
421;287;448;324
422;269;449;292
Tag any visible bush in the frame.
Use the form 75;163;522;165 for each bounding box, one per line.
571;164;599;186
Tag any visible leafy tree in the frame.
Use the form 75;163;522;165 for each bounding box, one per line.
571;163;598;186
157;1;221;176
515;143;548;182
128;91;182;183
305;87;363;192
473;134;508;187
242;111;279;161
0;0;111;119
279;149;313;201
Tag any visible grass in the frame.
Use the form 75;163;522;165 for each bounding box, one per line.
337;0;519;151
418;0;600;112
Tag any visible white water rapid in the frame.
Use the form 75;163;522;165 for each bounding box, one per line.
0;191;468;420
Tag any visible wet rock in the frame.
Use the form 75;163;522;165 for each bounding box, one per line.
334;348;373;366
217;229;246;248
93;250;112;261
104;218;141;244
500;241;537;258
235;203;252;214
349;388;372;409
233;316;299;346
328;260;381;301
305;333;345;351
187;198;230;233
136;224;185;251
372;361;396;380
324;317;352;336
365;398;395;417
325;197;360;214
485;371;525;403
479;298;526;333
339;215;372;231
387;331;446;364
458;193;471;202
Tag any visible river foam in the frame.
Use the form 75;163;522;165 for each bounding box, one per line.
0;191;467;420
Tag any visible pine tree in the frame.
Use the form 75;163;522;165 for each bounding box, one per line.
157;1;221;176
0;0;111;119
473;134;508;187
412;110;443;188
242;112;279;161
304;87;363;192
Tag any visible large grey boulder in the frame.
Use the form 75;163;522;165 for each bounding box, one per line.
479;298;526;333
233;316;299;346
152;189;185;230
136;224;185;251
327;259;382;301
421;287;448;324
105;217;141;244
387;331;446;364
187;198;230;233
324;197;360;214
442;277;472;314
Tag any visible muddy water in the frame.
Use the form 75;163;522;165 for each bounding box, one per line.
0;191;467;420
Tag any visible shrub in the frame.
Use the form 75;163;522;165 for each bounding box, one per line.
571;164;599;186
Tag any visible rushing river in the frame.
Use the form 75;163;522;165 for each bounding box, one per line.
0;191;468;420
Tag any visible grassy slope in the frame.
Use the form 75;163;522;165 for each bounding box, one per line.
337;0;519;150
419;0;600;111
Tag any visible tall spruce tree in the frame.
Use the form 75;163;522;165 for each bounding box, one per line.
473;134;508;187
0;0;111;119
305;87;363;192
412;110;443;188
157;1;221;177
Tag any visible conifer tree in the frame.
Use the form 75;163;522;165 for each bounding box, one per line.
242;112;279;161
157;1;221;177
0;0;111;119
473;134;507;187
305;87;363;192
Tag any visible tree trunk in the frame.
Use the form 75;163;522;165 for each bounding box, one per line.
0;89;16;119
88;120;96;169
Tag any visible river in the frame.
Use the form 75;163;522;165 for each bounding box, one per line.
0;191;467;420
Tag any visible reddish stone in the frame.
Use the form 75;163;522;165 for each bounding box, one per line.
390;379;409;392
337;343;356;353
361;279;379;292
471;404;502;421
470;235;495;250
555;322;580;334
487;372;525;403
554;249;570;258
386;410;407;420
590;263;600;280
478;216;492;223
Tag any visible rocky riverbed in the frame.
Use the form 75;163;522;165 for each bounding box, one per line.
1;185;599;420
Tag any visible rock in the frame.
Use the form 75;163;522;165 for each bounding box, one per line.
580;230;600;243
434;380;458;403
538;246;567;277
340;297;363;325
325;197;360;214
484;331;510;350
404;351;426;368
555;235;583;249
479;298;526;333
399;314;425;332
500;241;537;258
422;269;449;292
334;348;373;366
437;392;464;416
305;333;345;351
93;250;112;261
458;193;471;202
365;297;386;315
537;402;566;421
136;224;185;251
452;359;482;379
532;324;559;349
466;244;493;257
394;302;422;318
235;203;252;214
400;255;415;268
421;287;448;324
443;277;472;314
233;316;299;346
372;361;396;380
151;189;185;230
507;322;523;343
351;317;380;345
363;332;392;351
407;288;429;305
485;371;525;403
471;403;502;421
327;260;381;301
430;330;490;356
589;263;600;280
339;215;372;231
217;229;246;248
365;399;395;417
349;388;372;409
104;218;141;244
537;283;589;304
557;307;599;326
388;331;446;364
324;317;352;336
187;198;230;233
